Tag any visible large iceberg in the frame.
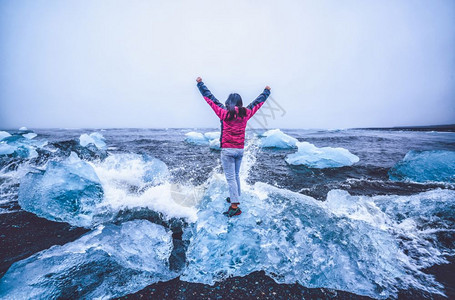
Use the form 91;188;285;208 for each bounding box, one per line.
181;175;448;299
18;152;104;227
0;220;176;299
389;150;455;183
285;141;359;168
259;129;298;149
79;132;106;149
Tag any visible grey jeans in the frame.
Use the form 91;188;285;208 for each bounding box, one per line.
220;147;244;204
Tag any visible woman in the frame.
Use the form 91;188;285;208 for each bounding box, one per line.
196;76;271;217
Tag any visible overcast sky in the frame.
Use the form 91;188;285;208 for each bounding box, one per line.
1;0;454;129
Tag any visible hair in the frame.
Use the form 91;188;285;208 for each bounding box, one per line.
225;93;246;121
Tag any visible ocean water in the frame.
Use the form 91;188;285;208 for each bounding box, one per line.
0;127;454;299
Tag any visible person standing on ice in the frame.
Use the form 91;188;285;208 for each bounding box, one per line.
196;76;271;217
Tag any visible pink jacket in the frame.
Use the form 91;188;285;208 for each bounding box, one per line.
197;81;271;148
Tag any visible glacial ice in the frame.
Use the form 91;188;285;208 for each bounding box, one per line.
204;131;220;140
18;152;104;227
0;220;175;299
17;151;195;227
185;132;209;145
0;143;16;156
259;129;298;149
209;138;221;150
0;133;47;159
22;132;37;139
0;131;11;141
181;175;448;299
19;126;28;131
185;131;221;150
389;150;455;183
79;132;107;149
285;141;359;168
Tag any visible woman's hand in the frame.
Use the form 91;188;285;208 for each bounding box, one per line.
196;77;202;83
265;86;271;90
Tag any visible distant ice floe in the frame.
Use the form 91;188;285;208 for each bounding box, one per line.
185;131;220;150
18;152;104;227
258;129;298;149
285;141;359;168
79;132;106;149
18;126;28;131
0;220;175;299
185;132;208;145
0;131;11;141
22;132;37;139
389;150;455;183
0;130;47;159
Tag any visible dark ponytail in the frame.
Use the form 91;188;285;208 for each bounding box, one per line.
225;93;246;121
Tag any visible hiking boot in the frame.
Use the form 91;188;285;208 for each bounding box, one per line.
223;206;242;217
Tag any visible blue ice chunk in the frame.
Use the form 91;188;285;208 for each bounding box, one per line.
285;141;359;168
185;131;221;150
389;150;455;183
259;129;298;149
18;152;104;227
142;155;170;184
79;132;106;149
0;133;47;159
204;131;220;140
0;220;176;299
0;143;15;155
22;132;37;139
209;139;221;150
0;131;11;141
185;132;210;145
181;176;445;299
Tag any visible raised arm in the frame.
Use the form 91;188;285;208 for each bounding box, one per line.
196;77;226;119
196;78;225;109
247;86;271;119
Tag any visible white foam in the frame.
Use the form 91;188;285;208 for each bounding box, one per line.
91;153;199;222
